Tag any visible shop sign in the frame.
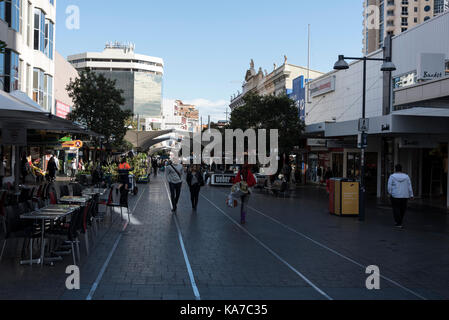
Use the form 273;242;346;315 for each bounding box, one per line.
399;138;438;149
417;53;445;81
309;75;336;98
2;127;27;146
307;139;327;147
327;140;357;149
62;140;83;149
211;174;235;186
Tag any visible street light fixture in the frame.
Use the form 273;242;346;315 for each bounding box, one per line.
333;55;396;221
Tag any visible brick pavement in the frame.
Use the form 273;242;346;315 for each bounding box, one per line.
1;176;448;300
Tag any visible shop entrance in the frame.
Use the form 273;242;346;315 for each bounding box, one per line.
347;152;378;196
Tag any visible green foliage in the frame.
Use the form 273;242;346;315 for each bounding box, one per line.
229;93;304;154
66;69;133;146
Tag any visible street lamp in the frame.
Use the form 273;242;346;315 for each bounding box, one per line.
334;55;396;221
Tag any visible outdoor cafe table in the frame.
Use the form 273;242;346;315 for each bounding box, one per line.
59;196;91;205
20;205;80;266
82;188;107;197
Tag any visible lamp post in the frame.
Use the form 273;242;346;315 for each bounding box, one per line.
334;55;396;221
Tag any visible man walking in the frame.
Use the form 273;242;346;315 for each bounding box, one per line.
166;159;183;212
388;164;414;229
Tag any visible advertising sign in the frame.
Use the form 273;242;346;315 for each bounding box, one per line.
290;76;306;122
55;100;71;119
417;53;446;81
211;174;235;186
62;140;83;149
309;75;336;98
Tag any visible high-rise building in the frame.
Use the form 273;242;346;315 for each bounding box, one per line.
67;42;164;119
0;0;56;113
363;0;449;55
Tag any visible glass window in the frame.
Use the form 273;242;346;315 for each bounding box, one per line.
44;19;54;59
0;52;4;91
43;74;52;112
5;0;21;32
27;1;31;47
5;50;20;92
33;68;44;107
0;1;5;21
33;8;45;53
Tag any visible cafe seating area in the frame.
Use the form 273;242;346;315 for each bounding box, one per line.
0;181;129;267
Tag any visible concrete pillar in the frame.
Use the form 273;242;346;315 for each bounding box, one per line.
419;149;423;198
377;148;382;198
343;150;348;178
447;143;449;209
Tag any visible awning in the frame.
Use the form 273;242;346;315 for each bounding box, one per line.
0;90;101;137
125;129;174;149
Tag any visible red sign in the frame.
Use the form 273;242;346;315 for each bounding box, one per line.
56;100;71;119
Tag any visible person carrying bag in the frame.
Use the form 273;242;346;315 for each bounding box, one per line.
165;160;183;212
232;164;256;225
187;165;205;211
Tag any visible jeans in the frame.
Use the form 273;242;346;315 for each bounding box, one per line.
169;182;182;210
190;184;201;209
240;194;250;222
391;197;408;226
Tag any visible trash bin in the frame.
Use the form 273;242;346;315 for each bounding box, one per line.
329;178;359;216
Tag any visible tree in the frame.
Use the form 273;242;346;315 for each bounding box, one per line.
229;93;305;172
67;69;133;146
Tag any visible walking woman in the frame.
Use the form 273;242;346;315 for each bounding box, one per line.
233;164;256;225
187;165;204;211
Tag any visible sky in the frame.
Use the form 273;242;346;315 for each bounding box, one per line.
56;0;364;122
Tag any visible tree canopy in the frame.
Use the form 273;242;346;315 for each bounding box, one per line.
229;93;304;155
67;69;133;146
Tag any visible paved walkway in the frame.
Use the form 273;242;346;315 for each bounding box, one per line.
1;175;449;300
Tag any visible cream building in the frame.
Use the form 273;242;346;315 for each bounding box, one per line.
54;51;78;119
68;43;164;119
230;58;323;110
0;0;56;113
363;0;449;55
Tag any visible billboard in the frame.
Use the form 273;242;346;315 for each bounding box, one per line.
55;100;71;119
289;76;306;122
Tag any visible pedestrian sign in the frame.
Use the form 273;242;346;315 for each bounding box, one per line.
358;118;369;132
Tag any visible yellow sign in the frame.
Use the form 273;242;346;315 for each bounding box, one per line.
62;140;84;149
341;182;359;215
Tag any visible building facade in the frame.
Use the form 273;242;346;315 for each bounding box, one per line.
0;0;56;113
307;11;449;208
54;51;78;119
363;0;449;55
230;59;323;110
162;100;200;133
67;42;164;119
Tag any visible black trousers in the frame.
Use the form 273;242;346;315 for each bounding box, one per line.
169;182;182;210
189;185;201;209
391;197;408;226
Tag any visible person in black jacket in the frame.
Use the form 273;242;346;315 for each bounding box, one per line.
47;156;57;182
186;165;204;211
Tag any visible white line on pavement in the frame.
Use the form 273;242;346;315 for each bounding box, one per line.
200;194;333;301
164;181;201;301
246;203;428;300
86;185;147;300
209;187;427;300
